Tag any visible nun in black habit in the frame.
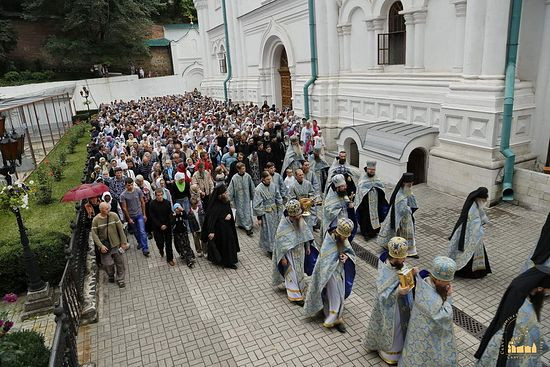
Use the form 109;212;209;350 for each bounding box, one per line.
202;183;240;269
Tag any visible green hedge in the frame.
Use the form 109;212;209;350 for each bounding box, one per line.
0;231;70;295
0;123;89;294
0;330;50;367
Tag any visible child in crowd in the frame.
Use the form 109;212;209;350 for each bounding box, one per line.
172;203;196;268
284;168;295;191
214;166;226;185
188;197;205;257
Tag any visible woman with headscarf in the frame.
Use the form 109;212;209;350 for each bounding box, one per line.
448;187;492;278
474;265;550;366
202;184;240;269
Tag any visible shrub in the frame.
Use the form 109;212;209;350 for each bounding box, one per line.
30;72;47;82
58;150;67;166
34;166;52;205
67;135;79;154
43;70;55;80
49;162;63;181
3;72;20;83
0;330;50;367
0;230;69;295
18;70;32;81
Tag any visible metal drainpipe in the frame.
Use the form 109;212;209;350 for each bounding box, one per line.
302;0;318;120
500;0;523;201
221;0;233;104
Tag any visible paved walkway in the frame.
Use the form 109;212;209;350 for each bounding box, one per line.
78;184;549;367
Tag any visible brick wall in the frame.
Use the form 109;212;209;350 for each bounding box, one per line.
513;167;550;213
7;20;57;64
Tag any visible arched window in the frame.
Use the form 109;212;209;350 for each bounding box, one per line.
378;1;406;65
218;46;227;74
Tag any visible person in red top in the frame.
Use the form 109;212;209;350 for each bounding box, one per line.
312;119;320;136
198;151;213;172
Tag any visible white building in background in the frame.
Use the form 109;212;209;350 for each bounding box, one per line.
163;24;205;92
193;0;550;204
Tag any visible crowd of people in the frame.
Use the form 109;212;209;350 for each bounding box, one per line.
84;92;549;366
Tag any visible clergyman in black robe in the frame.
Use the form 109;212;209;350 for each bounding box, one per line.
354;161;389;239
203;183;240;269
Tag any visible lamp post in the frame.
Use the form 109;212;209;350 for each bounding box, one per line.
79;86;91;122
0;114;52;319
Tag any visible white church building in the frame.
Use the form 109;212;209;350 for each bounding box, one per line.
192;0;550;207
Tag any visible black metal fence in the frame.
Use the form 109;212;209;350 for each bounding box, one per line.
48;157;93;367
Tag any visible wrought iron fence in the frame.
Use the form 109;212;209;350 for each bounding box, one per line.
48;156;93;367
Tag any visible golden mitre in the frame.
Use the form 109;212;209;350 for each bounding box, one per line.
299;197;314;217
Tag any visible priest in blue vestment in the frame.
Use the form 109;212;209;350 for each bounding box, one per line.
304;218;356;333
272;199;315;306
321;174;357;240
253;171;283;257
475;265;550;366
281;135;305;177
448;187;492;278
354;160;389;239
308;147;329;193
400;256;458;367
227;162;255;236
377;173;418;258
363;237;415;365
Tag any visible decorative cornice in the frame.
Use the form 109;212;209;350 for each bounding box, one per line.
341;23;352;35
372;18;385;31
451;0;467;17
412;10;428;24
403;13;415;25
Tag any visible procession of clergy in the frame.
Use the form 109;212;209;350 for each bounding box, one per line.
261;138;550;366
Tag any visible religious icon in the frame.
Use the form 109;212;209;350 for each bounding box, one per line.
398;268;415;289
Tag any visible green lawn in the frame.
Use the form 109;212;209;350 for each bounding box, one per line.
0;124;89;244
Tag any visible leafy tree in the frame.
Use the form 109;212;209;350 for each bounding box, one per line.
0;18;18;64
155;0;197;24
32;0;162;71
180;0;197;24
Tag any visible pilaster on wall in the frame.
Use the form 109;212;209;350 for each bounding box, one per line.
412;10;427;72
400;7;426;73
403;14;415;72
371;19;385;72
451;0;467;73
429;79;537;202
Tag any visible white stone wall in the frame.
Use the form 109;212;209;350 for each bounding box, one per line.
513;168;550;213
164;26;204;91
0;75;196;113
191;0;550;201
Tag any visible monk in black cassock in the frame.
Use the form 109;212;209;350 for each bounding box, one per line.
203;184;240;269
354;161;389;239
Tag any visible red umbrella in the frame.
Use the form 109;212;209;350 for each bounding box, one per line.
61;183;110;202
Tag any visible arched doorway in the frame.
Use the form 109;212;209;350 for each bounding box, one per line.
407;148;427;184
344;138;360;167
278;48;292;109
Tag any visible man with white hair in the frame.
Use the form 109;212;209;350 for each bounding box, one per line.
281;135;305;176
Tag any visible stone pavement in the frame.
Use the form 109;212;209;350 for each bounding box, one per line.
1;295;56;348
78;184;549;367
